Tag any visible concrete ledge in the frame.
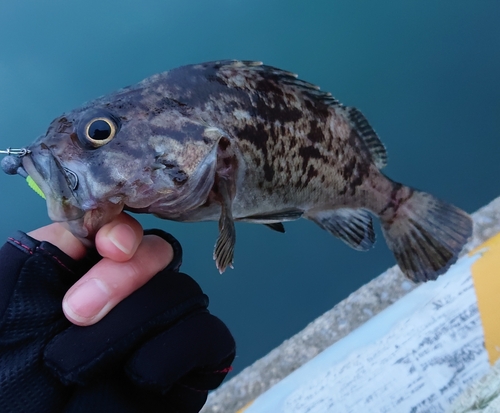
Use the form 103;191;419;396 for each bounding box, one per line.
201;196;500;413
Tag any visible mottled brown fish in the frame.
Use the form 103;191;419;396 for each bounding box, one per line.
6;60;472;281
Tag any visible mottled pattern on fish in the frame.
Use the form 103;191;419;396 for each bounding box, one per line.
126;61;386;217
13;60;472;282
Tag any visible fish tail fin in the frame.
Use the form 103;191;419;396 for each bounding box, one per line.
380;187;472;282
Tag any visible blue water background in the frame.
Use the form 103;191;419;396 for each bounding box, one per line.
0;1;499;376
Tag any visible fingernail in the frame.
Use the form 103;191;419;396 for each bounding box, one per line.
108;224;135;255
63;279;110;323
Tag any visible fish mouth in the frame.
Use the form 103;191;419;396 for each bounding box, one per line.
22;146;85;224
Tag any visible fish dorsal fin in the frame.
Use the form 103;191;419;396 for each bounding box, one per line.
231;61;342;106
308;208;375;251
226;61;387;169
345;107;387;169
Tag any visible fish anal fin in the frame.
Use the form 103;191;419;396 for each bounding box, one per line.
264;223;285;233
308;208;375;251
346;107;387;169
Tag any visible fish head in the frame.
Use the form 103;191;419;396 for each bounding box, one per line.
21;95;220;244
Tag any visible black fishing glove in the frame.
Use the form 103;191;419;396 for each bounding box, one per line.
0;230;235;413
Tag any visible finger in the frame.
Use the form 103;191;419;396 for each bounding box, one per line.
28;223;87;261
62;234;174;326
94;212;143;262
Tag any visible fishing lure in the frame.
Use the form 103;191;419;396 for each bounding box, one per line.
0;147;45;199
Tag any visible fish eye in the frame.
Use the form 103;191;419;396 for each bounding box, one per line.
84;117;117;147
77;110;120;149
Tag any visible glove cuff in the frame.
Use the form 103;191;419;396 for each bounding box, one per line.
143;229;183;272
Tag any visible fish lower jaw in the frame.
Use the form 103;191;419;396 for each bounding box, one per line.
60;218;91;244
47;200;124;247
58;212;108;246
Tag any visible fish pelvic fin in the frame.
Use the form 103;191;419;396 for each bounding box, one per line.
213;177;236;273
308;208;376;251
380;187;472;282
213;136;239;273
264;223;286;233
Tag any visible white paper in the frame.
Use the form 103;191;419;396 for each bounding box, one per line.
247;254;489;413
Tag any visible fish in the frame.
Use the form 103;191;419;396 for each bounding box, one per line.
4;60;472;281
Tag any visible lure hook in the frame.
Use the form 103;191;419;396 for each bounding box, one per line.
0;148;31;157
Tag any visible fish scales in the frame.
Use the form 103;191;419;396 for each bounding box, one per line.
160;62;378;214
5;60;472;282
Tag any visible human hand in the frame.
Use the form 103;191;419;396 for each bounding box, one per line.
0;222;235;412
28;212;173;325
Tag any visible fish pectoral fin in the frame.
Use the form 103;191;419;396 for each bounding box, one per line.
213;177;236;273
264;223;285;233
240;208;304;223
308;208;375;251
